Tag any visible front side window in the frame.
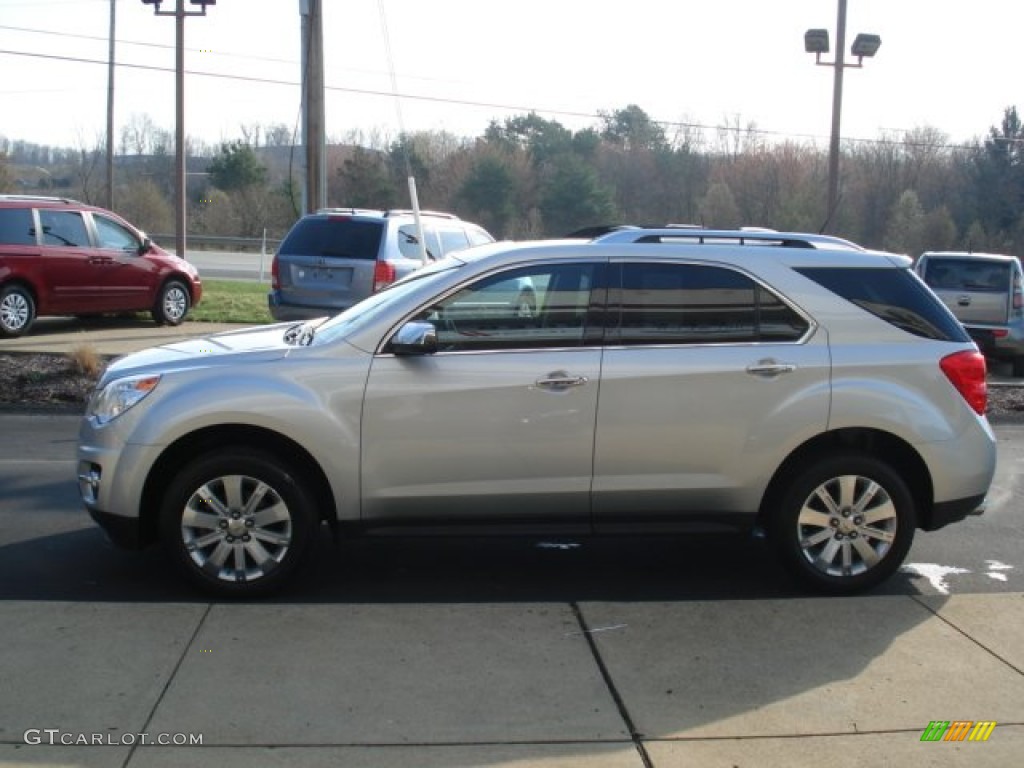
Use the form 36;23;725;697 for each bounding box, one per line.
424;263;598;352
93;214;140;251
38;210;90;247
0;208;35;245
609;262;808;345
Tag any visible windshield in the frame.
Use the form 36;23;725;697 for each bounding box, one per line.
311;261;462;345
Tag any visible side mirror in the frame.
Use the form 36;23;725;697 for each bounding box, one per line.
138;236;154;256
389;321;438;356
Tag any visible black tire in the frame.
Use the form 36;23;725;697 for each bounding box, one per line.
1012;356;1024;378
770;453;916;595
159;449;317;598
152;279;190;326
0;283;36;337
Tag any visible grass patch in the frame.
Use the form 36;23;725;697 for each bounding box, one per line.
190;279;273;325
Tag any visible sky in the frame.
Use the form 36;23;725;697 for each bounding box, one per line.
0;0;1022;153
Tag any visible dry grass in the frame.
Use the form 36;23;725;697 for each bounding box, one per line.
68;344;103;377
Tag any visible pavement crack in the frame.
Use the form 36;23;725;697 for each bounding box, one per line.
121;602;214;768
909;594;1024;678
571;602;654;768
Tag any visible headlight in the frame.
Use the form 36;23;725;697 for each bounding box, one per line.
88;374;161;425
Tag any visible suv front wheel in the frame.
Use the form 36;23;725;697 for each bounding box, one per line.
159;449;317;597
771;453;916;595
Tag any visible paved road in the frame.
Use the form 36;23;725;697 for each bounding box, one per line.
183;249;268;281
1;412;1021;602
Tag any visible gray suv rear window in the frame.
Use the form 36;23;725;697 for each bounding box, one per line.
279;218;383;259
797;267;969;342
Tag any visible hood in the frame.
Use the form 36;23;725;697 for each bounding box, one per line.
101;322;300;382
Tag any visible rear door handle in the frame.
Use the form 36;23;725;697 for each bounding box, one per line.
746;360;796;377
535;371;589;391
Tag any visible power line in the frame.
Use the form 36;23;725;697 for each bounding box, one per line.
0;46;983;152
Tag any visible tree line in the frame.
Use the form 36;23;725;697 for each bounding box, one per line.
2;104;1024;256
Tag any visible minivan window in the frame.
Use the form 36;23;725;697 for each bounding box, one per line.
94;214;139;251
279;218;383;259
0;208;35;245
38;210;90;247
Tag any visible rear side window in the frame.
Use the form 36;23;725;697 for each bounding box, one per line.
0;208;36;245
922;258;1010;292
38;210;90;247
279;218;383;260
797;267;970;342
609;263;809;345
437;228;470;255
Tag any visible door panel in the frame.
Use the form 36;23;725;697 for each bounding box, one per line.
592;339;830;523
361;350;602;523
592;260;829;526
360;260;604;524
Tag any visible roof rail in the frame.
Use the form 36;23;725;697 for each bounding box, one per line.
384;209;459;220
315;207;384;216
0;194;84;205
593;227;864;251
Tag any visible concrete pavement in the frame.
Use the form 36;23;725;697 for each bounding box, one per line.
1;595;1022;766
1;319;1022;767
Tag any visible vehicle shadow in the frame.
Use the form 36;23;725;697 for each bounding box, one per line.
0;527;924;604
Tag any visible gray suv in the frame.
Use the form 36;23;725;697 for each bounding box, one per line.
915;251;1024;375
78;228;996;598
268;208;493;321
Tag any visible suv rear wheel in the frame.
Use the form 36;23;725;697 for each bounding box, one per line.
0;283;36;337
771;453;916;594
159;450;317;597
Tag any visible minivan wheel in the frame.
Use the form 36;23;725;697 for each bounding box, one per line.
1012;356;1024;378
0;284;36;337
771;454;915;595
152;279;190;326
159;450;316;597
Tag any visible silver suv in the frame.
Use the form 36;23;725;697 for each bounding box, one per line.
78;228;996;598
915;251;1024;375
268;208;494;321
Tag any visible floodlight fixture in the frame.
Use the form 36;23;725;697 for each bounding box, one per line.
851;33;881;60
804;29;830;55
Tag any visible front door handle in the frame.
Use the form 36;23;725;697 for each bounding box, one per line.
746;360;796;377
535;371;589;391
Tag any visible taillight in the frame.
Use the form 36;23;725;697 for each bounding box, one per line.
373;261;396;293
271;255;279;289
940;350;987;415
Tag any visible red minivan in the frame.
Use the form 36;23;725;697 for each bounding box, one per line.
0;195;202;337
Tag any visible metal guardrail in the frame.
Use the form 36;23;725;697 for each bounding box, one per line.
150;234;282;252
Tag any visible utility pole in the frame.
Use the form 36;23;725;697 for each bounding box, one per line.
106;0;116;209
300;0;326;213
141;0;215;259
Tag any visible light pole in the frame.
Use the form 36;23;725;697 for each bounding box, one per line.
805;0;880;232
140;0;216;260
